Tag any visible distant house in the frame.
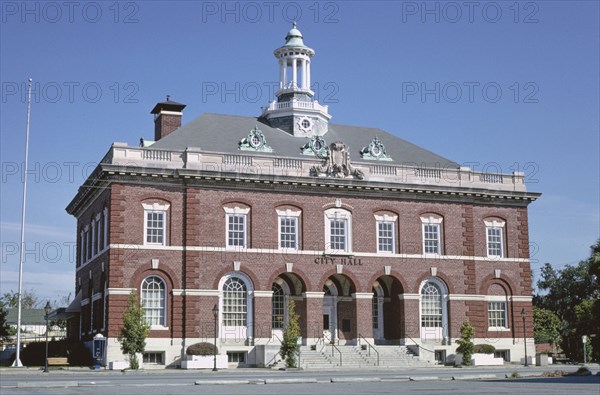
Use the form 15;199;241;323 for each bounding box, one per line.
6;309;46;339
6;308;66;343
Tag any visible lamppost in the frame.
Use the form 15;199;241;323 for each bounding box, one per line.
43;301;51;373
212;304;219;372
521;307;528;367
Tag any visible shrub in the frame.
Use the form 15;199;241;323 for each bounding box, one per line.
455;321;475;366
473;344;496;354
186;342;218;356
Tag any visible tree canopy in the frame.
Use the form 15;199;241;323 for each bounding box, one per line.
534;240;599;362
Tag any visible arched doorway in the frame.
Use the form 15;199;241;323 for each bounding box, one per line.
323;274;356;345
271;273;306;341
372;275;405;345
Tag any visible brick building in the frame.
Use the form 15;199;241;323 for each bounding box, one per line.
66;24;540;368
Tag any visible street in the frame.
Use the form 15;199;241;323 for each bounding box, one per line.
1;366;599;395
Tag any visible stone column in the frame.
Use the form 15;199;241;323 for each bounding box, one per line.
353;293;374;343
292;58;297;87
253;291;273;342
302;292;324;345
301;58;307;89
279;60;284;89
306;60;311;90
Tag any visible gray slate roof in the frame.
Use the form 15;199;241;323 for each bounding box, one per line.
6;309;46;325
151;113;458;169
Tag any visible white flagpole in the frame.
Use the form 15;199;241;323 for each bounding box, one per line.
12;78;32;368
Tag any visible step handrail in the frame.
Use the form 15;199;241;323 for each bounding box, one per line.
358;334;379;366
405;334;436;358
321;332;342;366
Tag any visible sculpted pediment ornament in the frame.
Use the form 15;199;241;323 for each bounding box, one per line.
239;126;273;152
310;141;364;179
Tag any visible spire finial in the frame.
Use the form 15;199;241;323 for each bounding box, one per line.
292;21;296;29
166;95;171;102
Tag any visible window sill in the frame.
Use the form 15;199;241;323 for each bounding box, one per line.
487;327;510;331
150;325;169;331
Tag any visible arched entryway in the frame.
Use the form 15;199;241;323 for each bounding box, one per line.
323;274;356;345
271;273;306;340
372;275;405;345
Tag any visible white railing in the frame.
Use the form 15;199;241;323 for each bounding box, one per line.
105;145;528;193
263;100;328;114
142;149;172;161
479;173;503;184
415;168;442;180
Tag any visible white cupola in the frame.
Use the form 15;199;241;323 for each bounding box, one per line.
261;23;331;138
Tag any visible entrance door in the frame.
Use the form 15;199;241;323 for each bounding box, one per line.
323;283;338;343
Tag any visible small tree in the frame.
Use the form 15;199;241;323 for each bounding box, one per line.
456;321;475;366
0;301;11;340
279;299;301;368
118;292;150;370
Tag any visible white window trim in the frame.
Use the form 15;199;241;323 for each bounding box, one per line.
375;214;397;254
419;277;449;340
103;207;109;250
141;276;168;329
218;272;254;339
325;208;352;253
276;208;301;251
421;214;443;256
487;300;509;330
224;206;250;249
142;203;170;246
485;219;506;258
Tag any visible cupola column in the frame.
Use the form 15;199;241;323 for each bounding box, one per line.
306;60;311;89
301;58;307;89
279;60;285;89
292;58;298;88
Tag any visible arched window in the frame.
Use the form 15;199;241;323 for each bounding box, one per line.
141;276;166;326
222;278;247;326
419;277;449;341
272;283;285;329
421;282;442;328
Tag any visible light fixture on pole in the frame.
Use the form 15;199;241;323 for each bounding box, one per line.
43;301;52;373
212;304;219;372
521;307;528;367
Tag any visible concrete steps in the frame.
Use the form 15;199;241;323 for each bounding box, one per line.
297;345;434;369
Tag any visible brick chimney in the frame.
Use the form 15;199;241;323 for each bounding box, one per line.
151;96;186;141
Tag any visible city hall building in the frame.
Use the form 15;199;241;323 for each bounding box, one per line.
66;24;540;368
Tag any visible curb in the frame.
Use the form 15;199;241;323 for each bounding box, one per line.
330;377;381;383
195;379;250;385
453;374;497;380
409;376;440;381
265;378;318;384
17;381;79;388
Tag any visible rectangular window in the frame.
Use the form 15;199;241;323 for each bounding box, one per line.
377;221;395;253
143;352;164;365
145;211;166;245
227;352;246;363
99;217;104;251
329;219;347;251
423;223;440;254
279;217;298;250
488;301;507;328
487;227;504;257
227;214;247;248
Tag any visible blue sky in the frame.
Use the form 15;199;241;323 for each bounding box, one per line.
1;1;598;304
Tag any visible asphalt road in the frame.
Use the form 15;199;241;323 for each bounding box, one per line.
1;366;599;395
